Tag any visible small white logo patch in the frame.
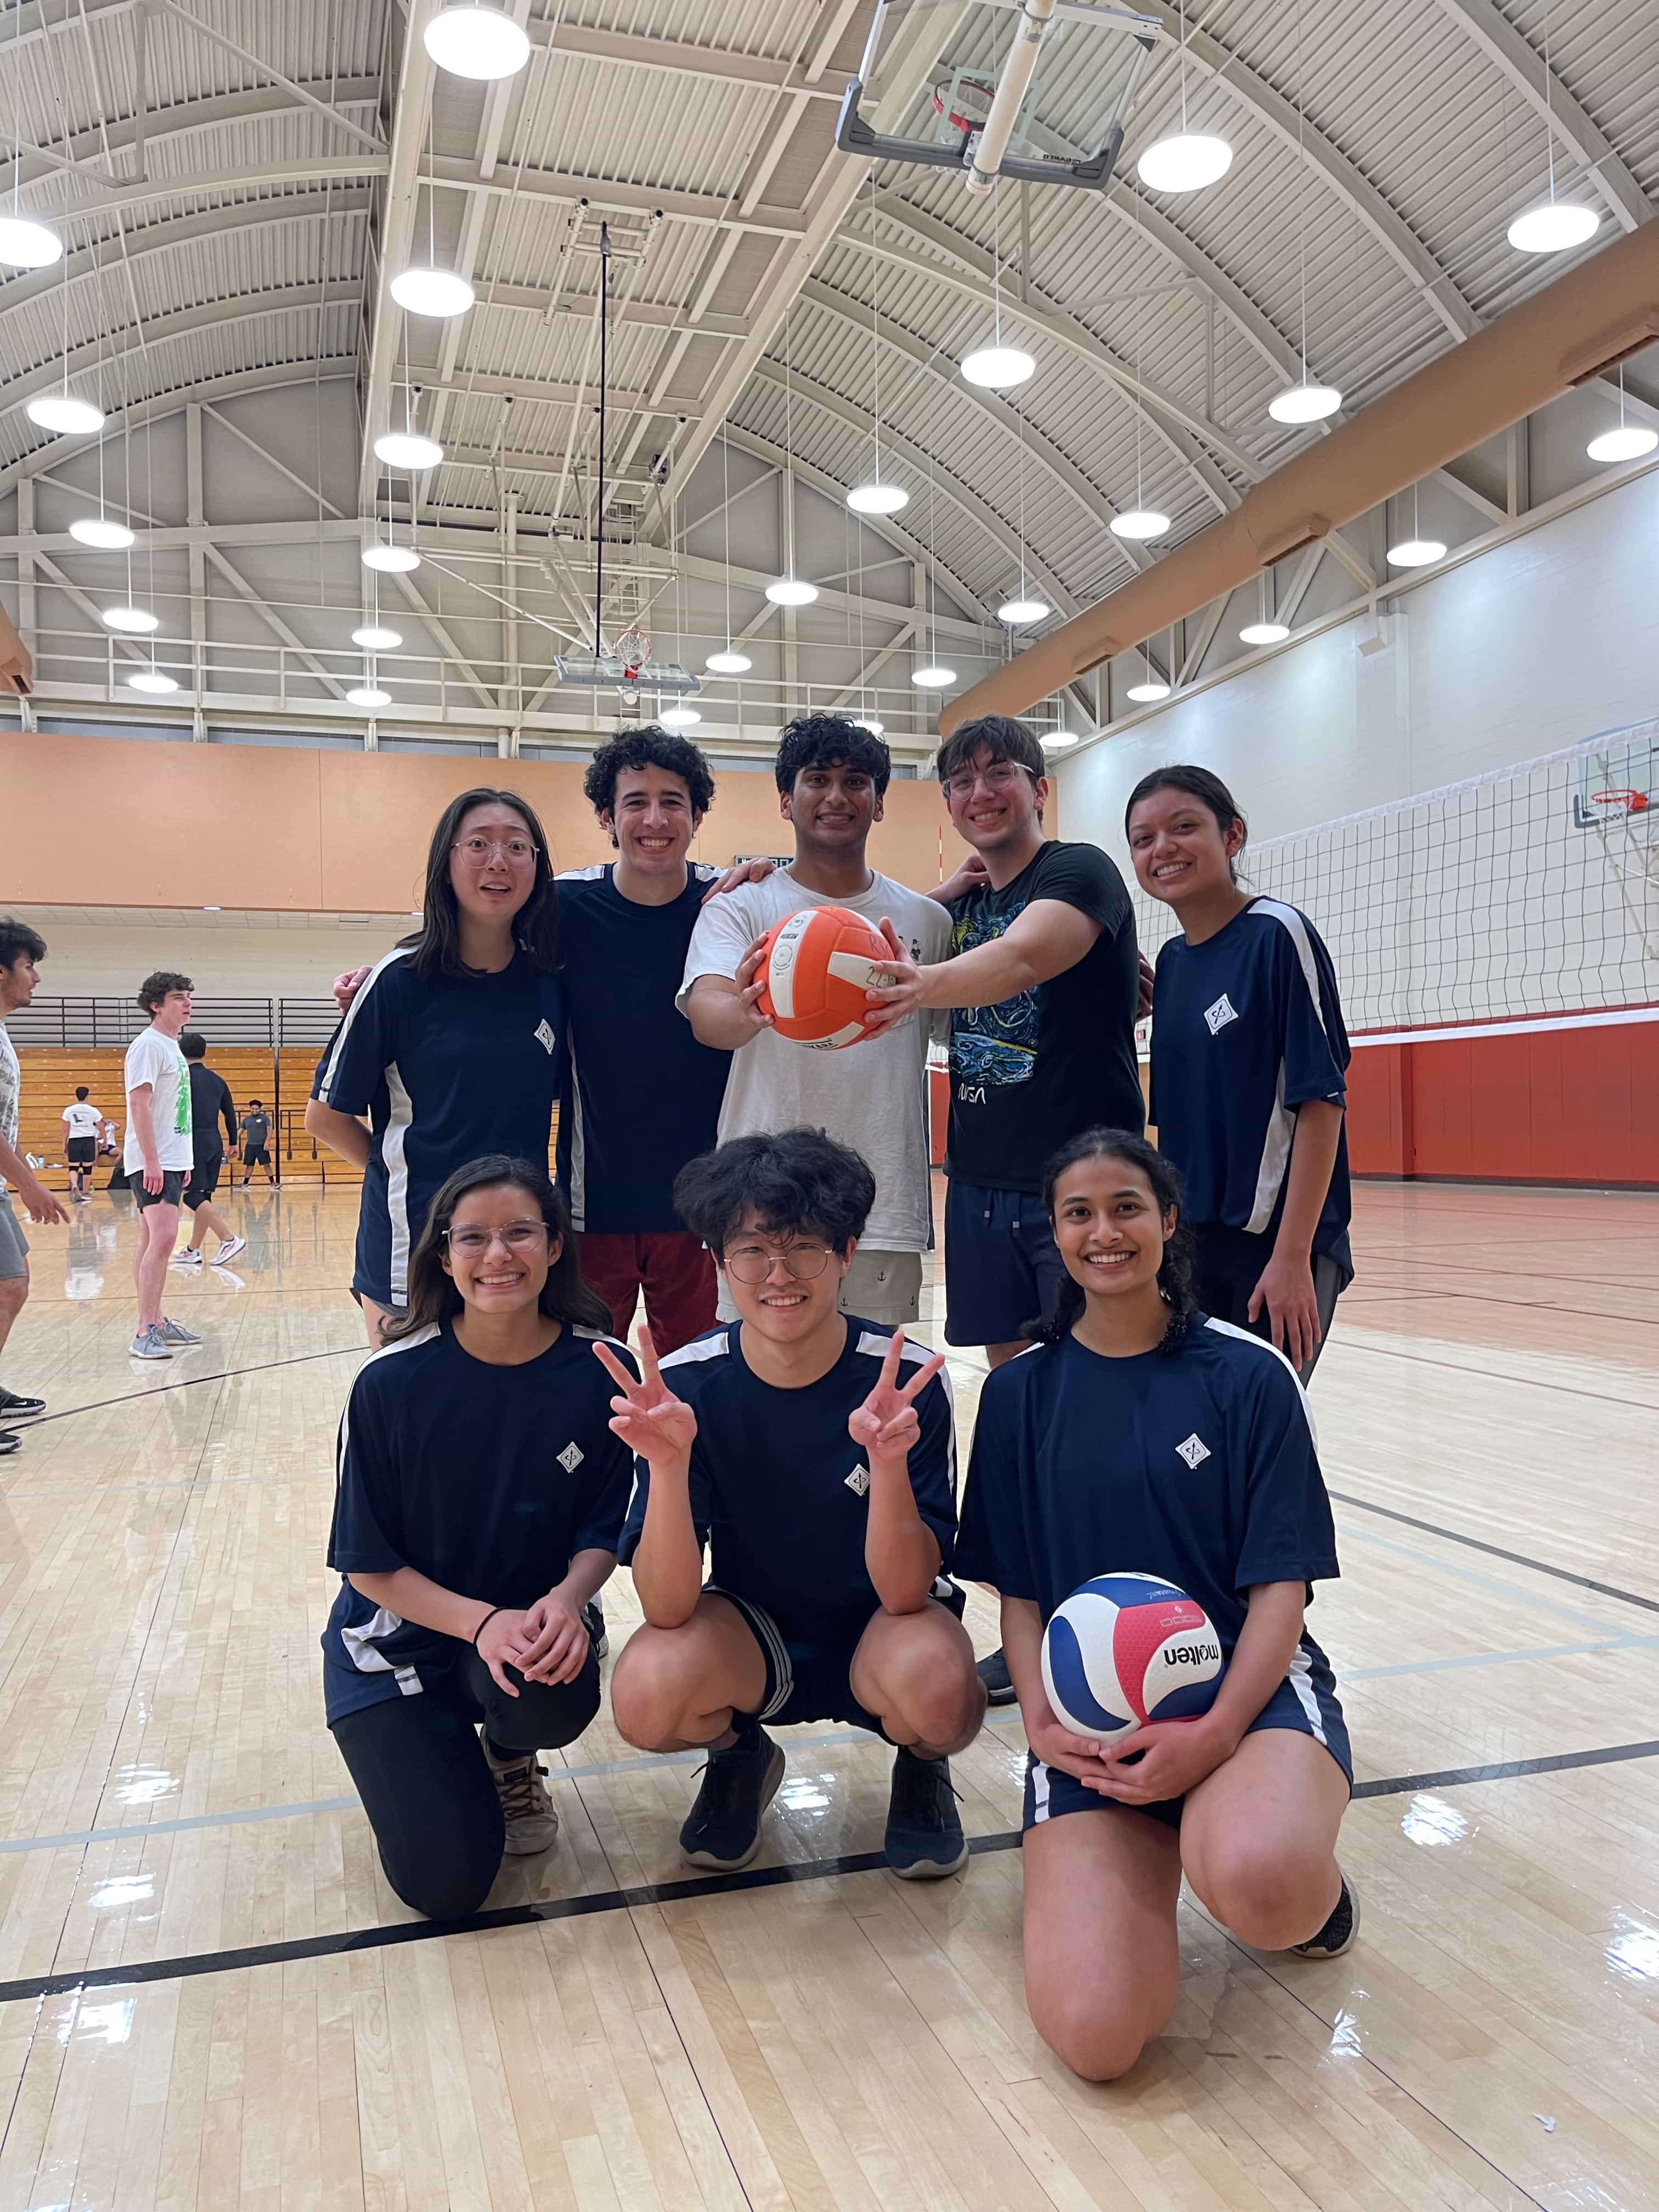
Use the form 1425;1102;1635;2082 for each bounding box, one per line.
1203;994;1238;1035
1175;1433;1211;1469
844;1464;871;1498
534;1018;557;1054
557;1441;584;1472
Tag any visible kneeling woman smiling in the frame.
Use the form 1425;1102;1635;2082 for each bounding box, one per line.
322;1154;635;1920
956;1128;1356;2082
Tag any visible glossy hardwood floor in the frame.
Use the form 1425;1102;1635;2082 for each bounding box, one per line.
0;1177;1654;2210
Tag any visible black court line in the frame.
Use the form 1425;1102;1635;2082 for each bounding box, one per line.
1331;1488;1659;1616
20;1345;364;1428
3;1737;1655;2008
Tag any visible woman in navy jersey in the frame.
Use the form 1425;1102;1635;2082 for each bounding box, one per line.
308;788;565;1341
956;1128;1355;2081
323;1154;635;1920
1126;766;1352;1381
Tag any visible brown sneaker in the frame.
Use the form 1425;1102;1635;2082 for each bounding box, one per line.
485;1746;559;1854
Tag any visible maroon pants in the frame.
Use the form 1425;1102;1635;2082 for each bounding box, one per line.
576;1231;718;1356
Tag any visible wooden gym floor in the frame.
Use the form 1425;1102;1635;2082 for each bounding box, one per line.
0;1175;1655;2210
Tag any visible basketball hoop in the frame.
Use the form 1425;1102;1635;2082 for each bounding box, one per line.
614;626;650;683
932;74;995;144
1590;788;1650;817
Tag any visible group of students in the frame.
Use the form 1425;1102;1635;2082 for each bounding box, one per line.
306;707;1358;2080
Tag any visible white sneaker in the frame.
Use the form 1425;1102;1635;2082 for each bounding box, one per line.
486;1747;559;1854
171;1248;202;1268
129;1325;173;1361
213;1236;247;1265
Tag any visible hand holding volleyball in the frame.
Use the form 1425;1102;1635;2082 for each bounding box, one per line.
754;905;893;1049
1042;1573;1225;1745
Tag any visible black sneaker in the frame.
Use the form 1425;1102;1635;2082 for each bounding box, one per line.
581;1598;608;1660
0;1430;18;1458
0;1389;44;1423
1293;1871;1361;1958
884;1746;969;1880
977;1647;1017;1706
679;1722;785;1871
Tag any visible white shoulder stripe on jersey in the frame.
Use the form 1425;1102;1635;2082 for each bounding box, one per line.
661;1329;732;1368
555;865;608;882
855;1328;934;1364
1250;900;1328;1035
334;1323;440;1481
1201;1316;1319;1449
317;944;413;1098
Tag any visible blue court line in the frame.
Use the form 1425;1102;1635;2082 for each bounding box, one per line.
1334;1522;1634;1635
8;1631;1658;1861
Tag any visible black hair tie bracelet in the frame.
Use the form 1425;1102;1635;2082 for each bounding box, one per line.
472;1605;505;1649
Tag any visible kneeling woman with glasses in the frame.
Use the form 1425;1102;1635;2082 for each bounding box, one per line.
323;1154;635;1920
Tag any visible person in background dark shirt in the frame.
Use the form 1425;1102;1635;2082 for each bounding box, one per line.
175;1033;247;1269
239;1100;274;1185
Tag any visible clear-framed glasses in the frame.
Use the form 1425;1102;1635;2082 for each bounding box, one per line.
453;834;538;865
941;760;1036;803
443;1218;551;1255
721;1238;836;1285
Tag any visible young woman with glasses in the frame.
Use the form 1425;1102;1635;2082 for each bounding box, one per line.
308;788;565;1342
322;1154;635;1918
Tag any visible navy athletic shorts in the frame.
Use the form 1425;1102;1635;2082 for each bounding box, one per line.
944;1178;1066;1347
712;1578;968;1738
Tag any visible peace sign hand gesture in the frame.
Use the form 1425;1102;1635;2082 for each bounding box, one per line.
593;1328;697;1466
848;1333;946;1463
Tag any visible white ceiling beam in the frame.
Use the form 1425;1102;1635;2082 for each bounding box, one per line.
417;371;699;419
28;154;387;223
1176;597;1227;685
201;543;351;701
150;2;383;153
425;155;808;240
358;0;440;512
3;81;381;198
526;20;843;101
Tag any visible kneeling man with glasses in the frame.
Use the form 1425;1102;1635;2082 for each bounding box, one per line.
596;1127;986;1880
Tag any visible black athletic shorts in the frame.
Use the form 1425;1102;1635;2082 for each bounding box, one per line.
183;1150;224;1210
242;1144;271;1169
132;1170;187;1211
65;1137;97;1166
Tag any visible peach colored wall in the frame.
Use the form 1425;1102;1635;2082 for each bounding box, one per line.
0;730;1014;911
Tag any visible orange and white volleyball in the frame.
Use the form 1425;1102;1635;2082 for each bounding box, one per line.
756;905;890;1049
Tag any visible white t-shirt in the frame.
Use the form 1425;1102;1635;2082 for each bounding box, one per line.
123;1028;194;1172
63;1101;101;1139
678;868;952;1254
0;1024;17;1190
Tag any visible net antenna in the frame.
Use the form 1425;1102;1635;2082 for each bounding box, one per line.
839;0;1160;195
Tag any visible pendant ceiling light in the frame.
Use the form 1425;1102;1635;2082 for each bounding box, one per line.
347;684;392;708
998;595;1050;625
999;402;1049;629
848;189;909;517
0;215;60;269
424;5;531;80
390;266;473;318
659;704;701;727
1113;285;1169;543
1385;485;1443;567
1135;2;1232;194
1111;509;1170;540
853;715;884;736
911;664;956;689
707;431;752;673
1587;367;1657;462
765;576;816;607
1505;0;1598;255
27;393;104;436
961;183;1033;390
1126;678;1170;702
1239;619;1290;645
1040;729;1078;749
768;307;817;606
128;667;178;695
1268;9;1341;427
847;481;907;514
1267;382;1341;424
103;603;159;633
362;539;420;573
707;647;752;672
352;622;403;650
70;516;134;549
375;429;444;471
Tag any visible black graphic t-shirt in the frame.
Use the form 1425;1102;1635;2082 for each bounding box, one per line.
945;839;1143;1193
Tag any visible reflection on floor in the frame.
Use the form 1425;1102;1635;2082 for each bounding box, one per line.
0;1177;1655;2207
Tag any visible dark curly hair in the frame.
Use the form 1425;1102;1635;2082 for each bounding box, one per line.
1125;765;1249;886
774;714;891;798
137;969;193;1014
1033;1128;1198;1356
673;1127;877;1259
0;917;47;970
584;724;715;832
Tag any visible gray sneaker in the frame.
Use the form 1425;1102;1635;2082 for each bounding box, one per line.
157;1316;202;1346
129;1325;173;1361
486;1747;559;1854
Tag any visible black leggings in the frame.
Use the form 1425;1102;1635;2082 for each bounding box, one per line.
330;1646;601;1920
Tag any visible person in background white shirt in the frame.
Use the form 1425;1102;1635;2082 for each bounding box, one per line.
0;916;69;1457
123;972;202;1363
61;1086;103;1201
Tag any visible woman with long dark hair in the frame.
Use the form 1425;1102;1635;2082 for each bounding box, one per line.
322;1154;634;1920
1125;765;1352;1380
307;787;565;1341
955;1127;1354;2082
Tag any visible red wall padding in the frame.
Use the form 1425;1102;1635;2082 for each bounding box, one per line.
1346;1019;1659;1183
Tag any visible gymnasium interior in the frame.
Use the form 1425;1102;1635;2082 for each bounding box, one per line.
0;0;1656;2203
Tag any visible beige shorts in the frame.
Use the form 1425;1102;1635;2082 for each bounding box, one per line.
715;1247;924;1330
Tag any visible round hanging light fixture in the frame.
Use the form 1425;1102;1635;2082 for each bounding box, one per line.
1267;381;1342;425
1587;424;1658;464
346;684;392;709
424;4;531;78
706;647;752;674
853;715;884;736
846;479;909;515
102;603;159;633
26;393;105;436
70;516;135;550
352;623;403;651
362;541;421;573
1239;619;1290;645
1126;680;1170;703
374;428;445;471
1507;201;1598;254
1385;537;1445;568
765;577;817;606
961;343;1035;390
911;663;956;688
390;266;475;318
1135;133;1233;194
127;667;178;695
0;214;63;270
998;595;1050;625
1110;509;1170;540
659;704;702;727
1040;730;1078;750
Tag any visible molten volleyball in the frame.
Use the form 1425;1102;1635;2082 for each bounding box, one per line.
756;904;889;1049
1042;1572;1225;1743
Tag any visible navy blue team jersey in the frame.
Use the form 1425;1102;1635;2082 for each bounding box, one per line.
322;1320;635;1724
956;1318;1339;1673
554;865;731;1235
313;946;564;1307
1150;898;1352;1270
618;1318;958;1639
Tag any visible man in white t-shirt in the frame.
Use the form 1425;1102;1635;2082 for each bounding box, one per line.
61;1087;102;1200
680;716;951;1329
0;916;69;1457
123;971;202;1362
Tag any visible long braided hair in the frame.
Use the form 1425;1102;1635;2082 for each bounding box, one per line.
1031;1128;1199;1356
